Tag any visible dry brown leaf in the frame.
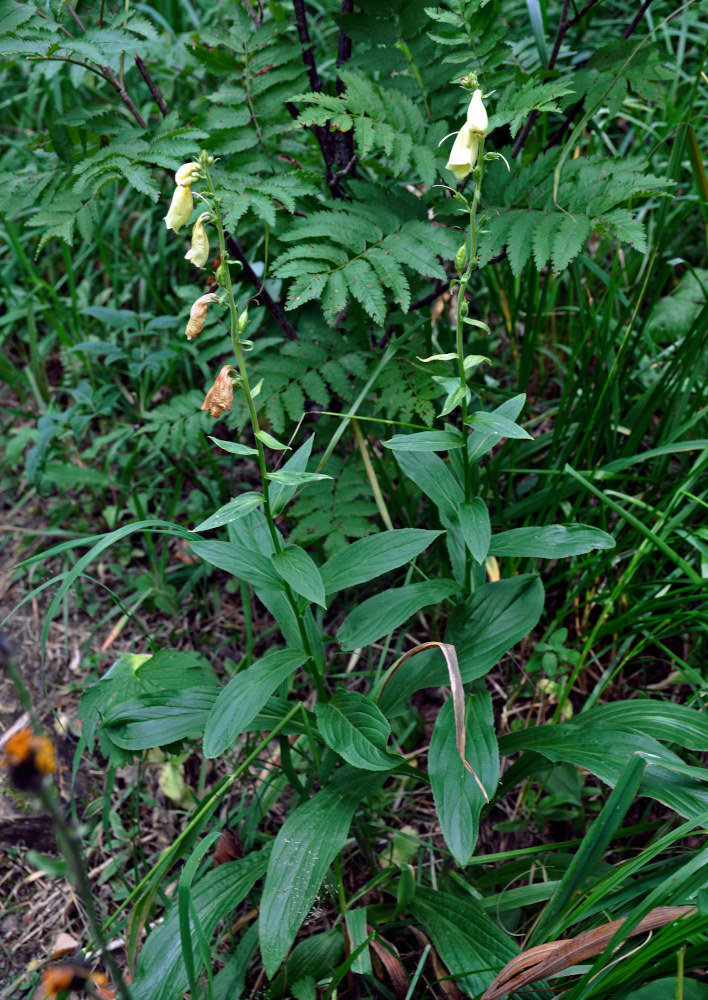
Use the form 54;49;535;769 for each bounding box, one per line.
369;928;409;999
387;641;488;800
480;906;696;1000
49;933;80;959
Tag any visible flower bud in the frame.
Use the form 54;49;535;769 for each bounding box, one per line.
454;243;467;274
164;184;193;233
445;124;479;180
237;308;249;336
185;292;219;340
466;89;488;139
185;213;210;269
201;365;235;418
175;162;200;186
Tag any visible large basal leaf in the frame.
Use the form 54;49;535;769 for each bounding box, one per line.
259;768;384;976
272;544;326;608
337;579;457;651
190;539;283;590
583;701;708;751
411;885;518;998
320;528;444;595
203;649;306;758
500;720;708;820
488;524;615;558
130;850;270;1000
429;690;499;866
315;690;402;771
378;576;544;716
102;688;218;749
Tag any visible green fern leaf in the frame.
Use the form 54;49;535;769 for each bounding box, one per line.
367;247;411;313
506;211;543;277
282;382;305;422
285;272;328;310
344;259;386;324
532;212;563;270
322;271;349;324
551;214;592;272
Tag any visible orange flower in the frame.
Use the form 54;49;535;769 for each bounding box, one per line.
201;365;235;418
3;727;55;791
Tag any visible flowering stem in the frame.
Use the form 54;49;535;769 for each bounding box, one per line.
454;140;486;587
202;163;326;700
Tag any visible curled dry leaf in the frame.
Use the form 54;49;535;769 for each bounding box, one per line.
386;641;488;800
185;292;219;340
369;928;408;1000
480;906;696;1000
201;365;235;418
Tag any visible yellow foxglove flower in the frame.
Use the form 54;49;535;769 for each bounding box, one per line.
201;365;235;417
466;89;488;138
185;213;210;269
445;123;479;180
185;292;219;340
164;184;193;233
175;162;200;186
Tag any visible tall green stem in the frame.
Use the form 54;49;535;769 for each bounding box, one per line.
454;140;486;587
201;162;326;699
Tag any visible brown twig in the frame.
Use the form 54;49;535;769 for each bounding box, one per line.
101;64;147;128
134;55;169;117
511;0;572;158
65;3;86;32
622;0;653;38
226;237;298;341
242;0;263;29
292;0;322;92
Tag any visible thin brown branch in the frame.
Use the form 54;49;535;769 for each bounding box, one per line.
292;0;322;92
101;64;147;128
623;0;653;38
512;0;572;158
567;0;602;31
242;0;263;29
226;237;298;341
134;55;169;117
65;3;86;32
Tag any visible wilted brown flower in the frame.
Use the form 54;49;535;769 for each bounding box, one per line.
42;963;108;998
201;365;235;418
185;292;219;340
3;727;55;791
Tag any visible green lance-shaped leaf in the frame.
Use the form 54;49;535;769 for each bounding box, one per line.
320;528;444;595
337;580;457;651
429;689;499;866
259;768;384;976
488;524;615;558
459;499;491;564
315;690;402;771
189;539;283;590
192;492;264;532
203;649;306;758
269;435;315;515
130;850;270;1000
272;544;326;608
383;430;465;452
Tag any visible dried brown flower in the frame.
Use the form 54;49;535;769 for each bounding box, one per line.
185;292;219;340
201;365;235;417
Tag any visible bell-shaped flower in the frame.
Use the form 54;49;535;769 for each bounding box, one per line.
185;292;219;340
185;213;210;269
201;365;235;417
466;89;488;138
175;162;200;187
446;123;479;180
164;184;193;233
